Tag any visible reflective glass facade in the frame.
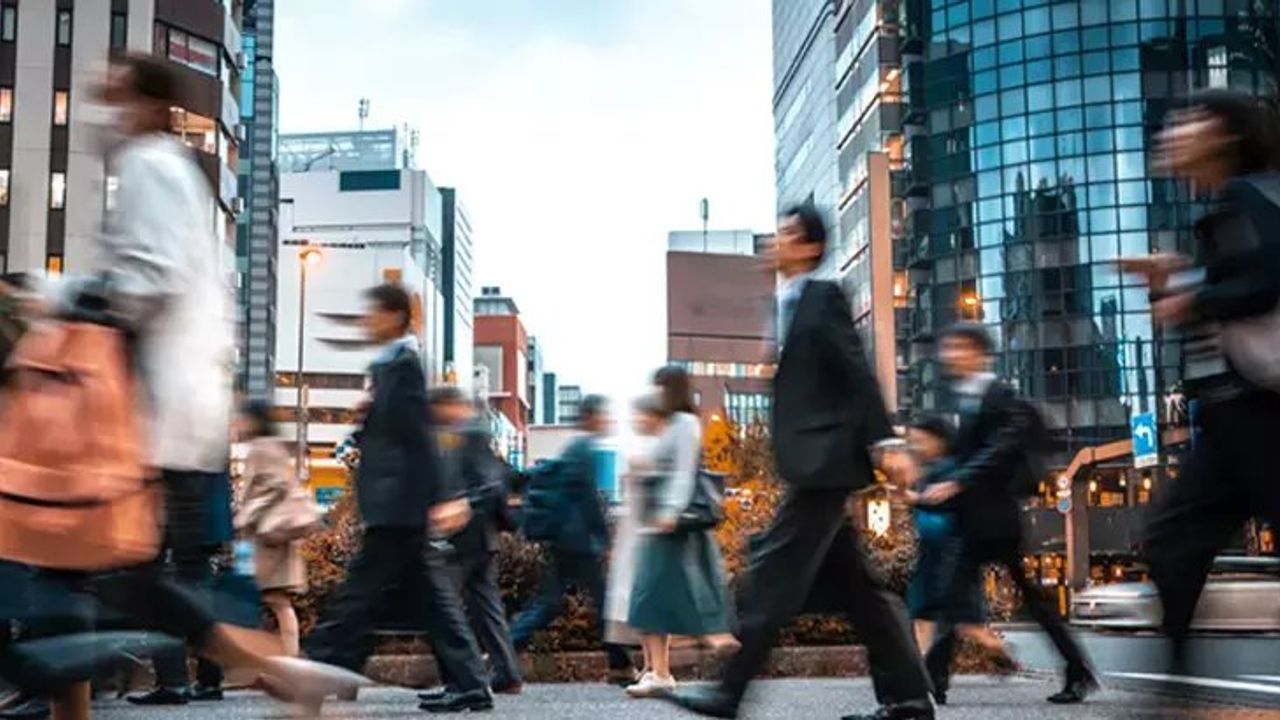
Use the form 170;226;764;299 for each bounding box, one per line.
906;0;1280;460
774;0;842;215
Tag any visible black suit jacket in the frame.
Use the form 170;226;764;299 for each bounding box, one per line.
353;344;457;529
949;379;1034;544
772;279;895;491
447;422;508;558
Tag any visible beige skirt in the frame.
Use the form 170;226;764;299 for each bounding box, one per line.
253;539;307;594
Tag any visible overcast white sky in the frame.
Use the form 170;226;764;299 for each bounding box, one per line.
276;0;777;402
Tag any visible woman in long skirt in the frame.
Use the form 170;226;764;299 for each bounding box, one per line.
626;367;737;698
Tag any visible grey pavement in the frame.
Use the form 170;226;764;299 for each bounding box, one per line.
92;677;1273;719
1007;629;1280;708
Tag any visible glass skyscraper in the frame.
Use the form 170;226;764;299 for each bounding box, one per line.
904;0;1280;468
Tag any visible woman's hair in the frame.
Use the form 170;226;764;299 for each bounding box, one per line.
652;365;697;417
241;398;276;439
1181;89;1280;176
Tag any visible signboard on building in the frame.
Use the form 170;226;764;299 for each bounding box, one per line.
1131;412;1159;469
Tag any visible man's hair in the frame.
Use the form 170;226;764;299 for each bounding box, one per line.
579;394;609;421
909;414;956;449
428;385;468;406
940;321;996;355
363;283;413;333
1181;88;1280;175
118;54;182;106
781;203;828;251
240;397;276;439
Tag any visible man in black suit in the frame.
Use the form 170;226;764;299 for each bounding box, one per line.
420;386;523;700
918;323;1094;704
669;205;933;720
303;283;492;714
509;396;636;682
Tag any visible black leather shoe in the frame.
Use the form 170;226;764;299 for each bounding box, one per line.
126;688;188;706
0;697;50;720
662;686;739;719
1047;669;1099;704
840;699;935;720
417;686;449;703
187;683;224;702
933;688;947;706
419;688;494;713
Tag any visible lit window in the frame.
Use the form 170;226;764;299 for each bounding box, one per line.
56;11;72;47
46;256;63;277
0;169;9;207
50;173;67;210
1;6;15;43
110;13;127;50
0;88;10;123
53;91;69;126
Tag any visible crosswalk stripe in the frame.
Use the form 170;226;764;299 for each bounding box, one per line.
1239;675;1280;684
1107;671;1280;696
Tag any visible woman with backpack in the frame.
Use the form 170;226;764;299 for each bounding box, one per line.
235;399;314;658
1121;89;1280;674
624;366;737;699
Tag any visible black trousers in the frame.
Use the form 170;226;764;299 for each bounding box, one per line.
720;487;931;706
152;470;223;690
438;551;522;690
924;538;1086;692
304;527;487;692
1144;388;1280;668
509;549;632;671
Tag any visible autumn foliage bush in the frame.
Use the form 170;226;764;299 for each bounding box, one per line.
296;419;1012;663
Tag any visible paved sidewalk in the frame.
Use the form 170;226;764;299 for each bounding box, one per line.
93;676;1274;719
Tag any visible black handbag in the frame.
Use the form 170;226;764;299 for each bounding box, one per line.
675;468;726;531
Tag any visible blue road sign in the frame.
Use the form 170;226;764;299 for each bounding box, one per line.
1131;411;1159;469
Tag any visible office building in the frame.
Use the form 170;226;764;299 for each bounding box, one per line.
666;230;776;425
278;127;408;173
474;286;529;466
773;0;841;217
541;371;558;425
237;0;279;395
557;384;583;425
273;128;446;476
897;0;1280;588
526;335;544;425
0;0;242;279
440;186;475;389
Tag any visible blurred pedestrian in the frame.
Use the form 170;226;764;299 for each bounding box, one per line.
234;399;308;658
300;283;492;714
1122;89;1280;675
0;53;361;720
601;398;663;680
668;204;934;720
417;386;523;702
918;323;1093;704
509;395;638;684
901;415;1015;705
625;370;736;699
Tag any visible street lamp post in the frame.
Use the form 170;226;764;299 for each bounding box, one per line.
296;246;323;480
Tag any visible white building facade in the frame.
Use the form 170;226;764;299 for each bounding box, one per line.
274;150;445;451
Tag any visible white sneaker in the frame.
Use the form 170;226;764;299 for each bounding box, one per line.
626;672;677;698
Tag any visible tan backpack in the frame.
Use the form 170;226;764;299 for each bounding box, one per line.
0;321;159;570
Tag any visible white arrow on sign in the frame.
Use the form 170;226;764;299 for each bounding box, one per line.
1134;424;1154;449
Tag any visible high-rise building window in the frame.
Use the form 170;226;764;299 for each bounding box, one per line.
56;10;72;47
53;91;69;126
0;88;11;123
0;169;9;207
50;173;67;210
1;6;15;43
162;25;218;77
110;13;127;50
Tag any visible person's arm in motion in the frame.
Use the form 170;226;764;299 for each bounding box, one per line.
653;418;702;531
1193;179;1280;322
389;360;469;534
923;389;1032;506
49;149;187;328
